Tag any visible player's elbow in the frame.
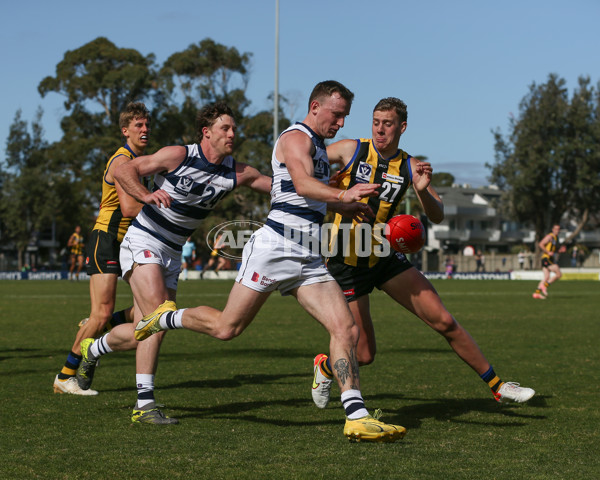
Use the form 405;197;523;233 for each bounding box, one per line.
121;206;140;218
293;183;311;198
429;211;444;224
120;200;143;218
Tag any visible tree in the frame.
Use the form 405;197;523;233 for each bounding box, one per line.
37;37;160;224
3;37;287;266
431;172;455;188
154;39;252;146
488;73;600;251
0;109;61;269
38;37;156;122
152;39;277;253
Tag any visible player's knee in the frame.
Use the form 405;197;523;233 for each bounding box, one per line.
358;351;375;366
357;340;376;365
87;312;112;331
431;311;458;335
213;324;244;341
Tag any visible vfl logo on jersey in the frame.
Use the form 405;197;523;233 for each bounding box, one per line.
313;159;330;179
174;175;194;196
355;162;373;183
394;252;407;261
382;172;405;184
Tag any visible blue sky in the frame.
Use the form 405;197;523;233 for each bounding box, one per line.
2;0;599;187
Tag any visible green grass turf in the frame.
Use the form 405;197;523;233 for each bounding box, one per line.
0;279;598;479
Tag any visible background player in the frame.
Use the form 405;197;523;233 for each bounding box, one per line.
67;225;85;281
53;102;150;395
202;233;227;277
533;224;564;299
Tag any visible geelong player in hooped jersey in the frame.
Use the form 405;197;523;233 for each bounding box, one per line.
77;102;272;425
132;81;408;442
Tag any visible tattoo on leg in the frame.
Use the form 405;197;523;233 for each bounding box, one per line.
349;348;360;380
347;349;360;389
335;348;361;389
334;358;351;386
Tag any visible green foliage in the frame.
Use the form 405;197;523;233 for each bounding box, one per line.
155;39;253;145
1;109;62;266
38;36;156;121
1;279;599;479
2;36;282;263
430;171;455;187
488;74;600;242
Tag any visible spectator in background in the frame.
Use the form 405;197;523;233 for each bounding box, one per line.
445;256;454;279
571;246;578;268
518;250;525;270
475;250;485;272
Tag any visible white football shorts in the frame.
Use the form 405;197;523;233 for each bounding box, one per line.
236;225;334;295
120;225;182;290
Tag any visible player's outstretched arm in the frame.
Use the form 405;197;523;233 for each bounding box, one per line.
115;146;186;208
235;163;272;194
411;158;444;224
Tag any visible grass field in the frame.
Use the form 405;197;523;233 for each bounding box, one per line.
1;279;598;479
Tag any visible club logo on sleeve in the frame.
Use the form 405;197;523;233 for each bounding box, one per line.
355;162;373;183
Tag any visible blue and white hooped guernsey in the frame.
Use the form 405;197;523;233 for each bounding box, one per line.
266;122;330;240
131;144;237;252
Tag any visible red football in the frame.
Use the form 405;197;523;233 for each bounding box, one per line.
384;215;426;254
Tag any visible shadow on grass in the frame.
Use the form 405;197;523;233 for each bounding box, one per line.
102;371;309;394
0;346;317;363
112;388;549;429
381;395;549;430
0;347;54;363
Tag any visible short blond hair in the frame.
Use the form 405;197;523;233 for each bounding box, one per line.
374;97;407;123
119;102;150;129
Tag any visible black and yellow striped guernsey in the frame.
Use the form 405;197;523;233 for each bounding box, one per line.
329;138;413;268
92;145;139;243
69;232;84;255
541;233;558;260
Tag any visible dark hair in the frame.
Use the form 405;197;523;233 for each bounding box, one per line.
196;102;235;142
373;97;408;123
308;80;354;111
119;102;150;129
